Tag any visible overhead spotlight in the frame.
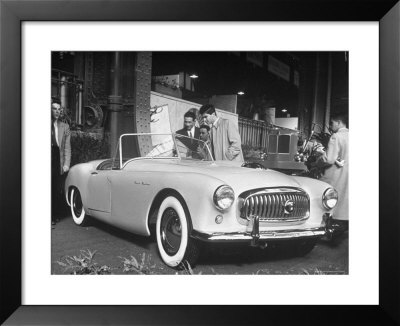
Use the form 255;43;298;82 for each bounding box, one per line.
282;109;287;113
189;74;198;79
237;91;245;95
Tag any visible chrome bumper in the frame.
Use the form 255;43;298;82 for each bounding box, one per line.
192;214;331;245
192;228;326;243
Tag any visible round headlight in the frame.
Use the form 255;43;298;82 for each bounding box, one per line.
322;188;338;209
213;185;235;210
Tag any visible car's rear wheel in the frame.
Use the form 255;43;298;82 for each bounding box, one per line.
156;196;200;268
70;188;88;226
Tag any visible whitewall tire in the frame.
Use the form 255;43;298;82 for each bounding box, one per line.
70;188;88;226
156;196;200;268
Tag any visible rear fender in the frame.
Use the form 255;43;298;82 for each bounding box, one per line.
64;162;99;209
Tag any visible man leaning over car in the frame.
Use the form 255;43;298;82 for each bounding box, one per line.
199;104;244;161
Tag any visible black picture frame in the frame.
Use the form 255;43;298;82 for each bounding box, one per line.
1;0;399;324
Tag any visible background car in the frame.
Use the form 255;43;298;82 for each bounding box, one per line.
65;133;338;268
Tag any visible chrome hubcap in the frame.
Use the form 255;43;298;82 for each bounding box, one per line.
72;191;82;217
160;208;182;256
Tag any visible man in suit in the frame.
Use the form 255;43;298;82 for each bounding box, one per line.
51;99;71;225
196;124;213;161
175;111;200;154
199;104;244;161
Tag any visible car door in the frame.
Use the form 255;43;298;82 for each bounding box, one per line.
87;169;112;216
109;167;156;236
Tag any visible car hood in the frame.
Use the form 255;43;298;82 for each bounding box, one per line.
185;161;301;189
127;159;302;190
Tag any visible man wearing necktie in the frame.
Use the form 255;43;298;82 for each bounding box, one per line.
199;104;244;161
51;100;71;225
176;110;200;155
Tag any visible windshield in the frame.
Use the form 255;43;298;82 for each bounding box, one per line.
112;133;214;168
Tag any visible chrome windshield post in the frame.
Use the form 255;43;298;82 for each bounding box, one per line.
171;133;182;160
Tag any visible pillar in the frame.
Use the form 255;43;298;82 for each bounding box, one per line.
108;52;123;158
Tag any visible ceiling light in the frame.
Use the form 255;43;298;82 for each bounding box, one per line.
237;91;245;95
282;109;287;113
189;74;198;79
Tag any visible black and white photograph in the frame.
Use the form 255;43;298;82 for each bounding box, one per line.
2;0;399;322
51;51;349;275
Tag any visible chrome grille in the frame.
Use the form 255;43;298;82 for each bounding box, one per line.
240;188;310;222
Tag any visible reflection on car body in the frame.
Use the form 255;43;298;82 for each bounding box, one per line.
65;133;338;268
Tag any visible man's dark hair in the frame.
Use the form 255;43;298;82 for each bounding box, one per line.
199;124;210;132
184;111;196;121
188;108;199;118
52;98;61;106
331;112;348;126
199;104;216;115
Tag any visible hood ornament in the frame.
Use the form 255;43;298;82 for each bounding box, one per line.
283;199;295;214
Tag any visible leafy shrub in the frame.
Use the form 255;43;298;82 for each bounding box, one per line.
70;131;110;166
56;249;112;275
119;253;156;275
241;144;265;160
176;261;203;275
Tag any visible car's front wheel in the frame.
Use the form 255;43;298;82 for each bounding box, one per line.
156;196;200;268
70;188;88;226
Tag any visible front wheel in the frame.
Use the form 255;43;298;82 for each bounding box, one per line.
156;196;200;268
70;188;89;226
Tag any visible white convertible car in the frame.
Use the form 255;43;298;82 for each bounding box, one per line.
65;133;338;268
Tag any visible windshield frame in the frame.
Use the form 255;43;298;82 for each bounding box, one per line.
114;133;214;169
